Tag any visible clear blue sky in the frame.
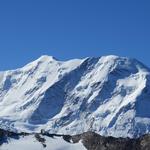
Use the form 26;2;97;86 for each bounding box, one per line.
0;0;150;70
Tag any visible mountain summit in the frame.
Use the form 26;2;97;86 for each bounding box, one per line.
0;55;150;138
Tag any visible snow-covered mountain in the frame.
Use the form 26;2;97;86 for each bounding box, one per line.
0;55;150;138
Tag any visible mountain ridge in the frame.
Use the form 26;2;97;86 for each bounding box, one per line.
1;128;150;150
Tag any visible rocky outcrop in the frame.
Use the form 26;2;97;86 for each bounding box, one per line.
71;131;150;150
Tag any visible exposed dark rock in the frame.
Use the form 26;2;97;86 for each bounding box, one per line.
71;131;150;150
35;133;46;147
63;135;72;143
139;134;150;150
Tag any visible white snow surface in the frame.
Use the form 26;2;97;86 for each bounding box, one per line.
1;135;86;150
0;55;150;138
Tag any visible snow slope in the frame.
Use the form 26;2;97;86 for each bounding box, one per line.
1;135;86;150
0;55;150;138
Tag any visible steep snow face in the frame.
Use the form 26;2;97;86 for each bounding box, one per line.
0;55;150;138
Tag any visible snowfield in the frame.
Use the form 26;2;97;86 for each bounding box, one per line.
0;55;150;138
1;135;86;150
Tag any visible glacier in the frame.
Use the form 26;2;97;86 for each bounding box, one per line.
0;55;150;138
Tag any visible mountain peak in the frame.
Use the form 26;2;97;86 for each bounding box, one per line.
37;55;57;62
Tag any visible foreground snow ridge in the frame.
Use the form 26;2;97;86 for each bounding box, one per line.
1;135;86;150
0;55;150;138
